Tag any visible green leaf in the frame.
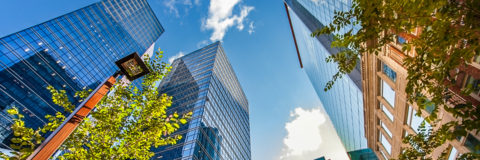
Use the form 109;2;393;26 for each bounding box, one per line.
0;48;190;160
7;108;18;115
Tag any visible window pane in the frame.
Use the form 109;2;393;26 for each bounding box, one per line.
380;133;392;154
397;36;406;44
383;63;397;82
464;134;480;154
381;103;394;121
381;121;393;138
409;109;432;133
382;80;396;107
424;99;436;114
380;149;388;160
448;146;458;160
466;76;480;95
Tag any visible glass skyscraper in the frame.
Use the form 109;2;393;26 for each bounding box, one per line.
0;0;163;149
284;0;372;154
153;42;251;160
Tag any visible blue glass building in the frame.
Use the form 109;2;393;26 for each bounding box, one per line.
284;0;371;154
0;0;163;149
348;148;379;160
153;42;251;160
314;156;326;160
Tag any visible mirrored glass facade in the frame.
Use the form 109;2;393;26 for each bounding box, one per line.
0;0;163;149
285;0;370;153
154;42;250;160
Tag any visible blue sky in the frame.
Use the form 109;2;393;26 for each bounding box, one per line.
0;0;349;159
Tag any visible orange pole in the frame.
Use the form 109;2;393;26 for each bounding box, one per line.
27;76;116;160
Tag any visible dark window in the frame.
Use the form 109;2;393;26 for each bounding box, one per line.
464;134;480;154
465;75;480;96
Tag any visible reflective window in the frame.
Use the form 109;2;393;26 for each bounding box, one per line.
381;103;394;122
380;148;388;160
448;146;458;160
155;43;250;159
379;132;391;154
397;35;407;45
287;0;367;152
382;80;396;107
382;62;396;82
464;134;480;154
424;99;436;114
465;75;480;96
406;106;431;133
0;0;164;150
381;120;392;138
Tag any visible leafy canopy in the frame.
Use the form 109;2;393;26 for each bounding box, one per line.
0;49;192;160
312;0;480;159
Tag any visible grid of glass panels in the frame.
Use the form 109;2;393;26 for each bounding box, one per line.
287;5;367;152
154;42;251;160
294;0;361;37
0;0;163;149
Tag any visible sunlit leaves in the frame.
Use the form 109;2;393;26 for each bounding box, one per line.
0;48;192;160
314;0;480;158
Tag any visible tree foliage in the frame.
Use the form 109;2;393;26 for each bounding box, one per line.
312;0;480;158
0;49;192;160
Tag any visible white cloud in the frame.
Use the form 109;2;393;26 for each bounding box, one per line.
163;0;198;18
201;0;254;42
282;108;326;157
197;40;209;48
194;0;201;5
168;51;185;64
248;21;255;34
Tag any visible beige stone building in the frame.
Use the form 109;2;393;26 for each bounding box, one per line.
361;28;480;159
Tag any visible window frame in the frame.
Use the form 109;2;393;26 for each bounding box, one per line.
463;133;480;154
395;35;407;46
382;62;397;82
381;80;396;108
380;120;393;138
447;145;458;160
405;105;432;133
462;75;480;101
381;103;394;122
379;131;392;155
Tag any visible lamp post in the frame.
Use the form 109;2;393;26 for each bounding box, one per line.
27;52;150;160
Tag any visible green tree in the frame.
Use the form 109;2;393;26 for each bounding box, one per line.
311;0;480;159
0;49;192;160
